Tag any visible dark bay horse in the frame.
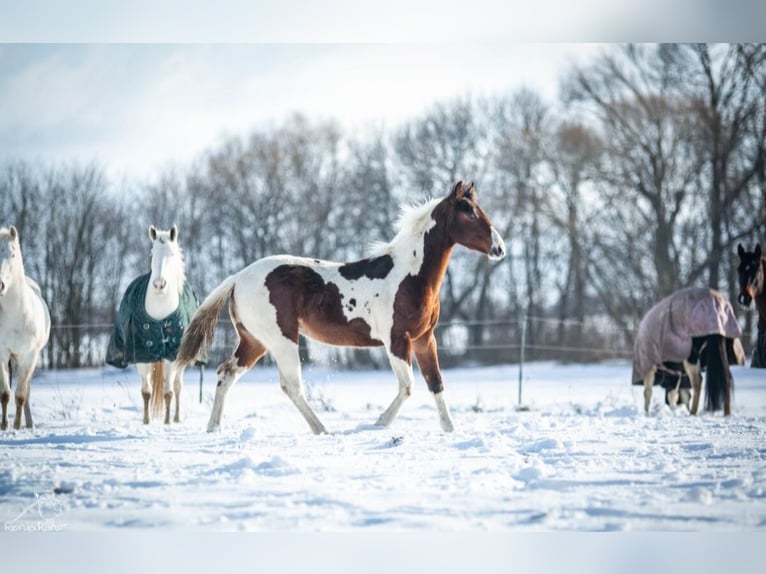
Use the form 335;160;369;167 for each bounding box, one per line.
177;181;506;433
736;243;766;367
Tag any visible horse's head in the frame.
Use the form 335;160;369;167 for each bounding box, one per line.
737;243;763;308
148;224;185;295
443;181;506;260
0;226;21;297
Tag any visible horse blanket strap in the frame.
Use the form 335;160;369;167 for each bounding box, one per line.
753;329;766;368
632;287;744;384
105;273;206;368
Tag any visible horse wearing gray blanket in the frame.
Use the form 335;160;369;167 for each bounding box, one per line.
632;287;745;416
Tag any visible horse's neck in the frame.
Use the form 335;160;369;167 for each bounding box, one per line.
144;278;182;321
0;269;36;319
415;222;454;293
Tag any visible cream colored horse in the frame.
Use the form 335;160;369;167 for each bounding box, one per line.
0;226;50;430
136;225;187;424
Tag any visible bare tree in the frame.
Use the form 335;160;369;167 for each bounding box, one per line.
565;44;705;328
546;121;603;352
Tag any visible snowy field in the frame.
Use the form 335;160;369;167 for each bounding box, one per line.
1;361;766;533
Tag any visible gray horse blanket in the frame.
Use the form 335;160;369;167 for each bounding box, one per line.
632;287;745;384
106;273;205;368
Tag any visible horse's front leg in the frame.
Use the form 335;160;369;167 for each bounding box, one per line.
683;360;702;415
0;359;10;430
643;366;656;415
163;360;178;425
413;333;454;432
172;364;184;423
136;363;152;424
375;335;414;429
12;352;39;430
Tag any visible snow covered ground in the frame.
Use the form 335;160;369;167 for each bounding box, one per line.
1;361;766;532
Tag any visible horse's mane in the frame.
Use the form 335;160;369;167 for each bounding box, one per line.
367;198;441;258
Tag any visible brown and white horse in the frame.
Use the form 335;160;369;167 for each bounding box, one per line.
177;181;506;433
737;243;766;367
0;226;50;430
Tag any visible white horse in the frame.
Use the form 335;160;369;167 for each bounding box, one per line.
0;226;50;430
107;225;191;424
138;225;188;424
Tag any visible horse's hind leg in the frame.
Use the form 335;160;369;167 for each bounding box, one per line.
683;360;702;415
272;341;327;435
643;366;656;415
207;324;267;432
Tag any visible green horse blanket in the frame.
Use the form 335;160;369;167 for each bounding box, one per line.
106;273;205;368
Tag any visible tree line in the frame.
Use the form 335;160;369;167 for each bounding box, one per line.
2;44;765;368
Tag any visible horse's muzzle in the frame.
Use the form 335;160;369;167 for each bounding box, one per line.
0;280;6;296
488;228;506;261
153;278;168;292
738;293;753;308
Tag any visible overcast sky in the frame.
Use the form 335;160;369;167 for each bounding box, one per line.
0;43;602;180
1;1;760;182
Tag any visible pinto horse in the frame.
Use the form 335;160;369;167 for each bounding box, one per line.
177;181;506;433
736;243;766;368
107;225;199;424
0;226;50;430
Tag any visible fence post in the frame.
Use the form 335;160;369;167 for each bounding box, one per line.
518;308;527;408
199;364;203;403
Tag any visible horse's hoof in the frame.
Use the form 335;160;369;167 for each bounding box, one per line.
206;424;219;433
0;421;7;431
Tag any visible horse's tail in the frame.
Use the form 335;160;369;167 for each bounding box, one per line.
176;274;237;367
151;361;165;418
704;334;733;413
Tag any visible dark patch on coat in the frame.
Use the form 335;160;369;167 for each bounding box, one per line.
265;264;384;348
338;255;394;281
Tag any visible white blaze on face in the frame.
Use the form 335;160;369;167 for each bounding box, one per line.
488;227;506;261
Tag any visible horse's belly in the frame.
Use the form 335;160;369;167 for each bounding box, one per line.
299;317;384;348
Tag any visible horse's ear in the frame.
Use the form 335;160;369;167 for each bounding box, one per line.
451;181;464;198
465;181;476;200
170;224;178;242
148;225;157;241
738;243;746;258
756;244;762;258
9;225;18;241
